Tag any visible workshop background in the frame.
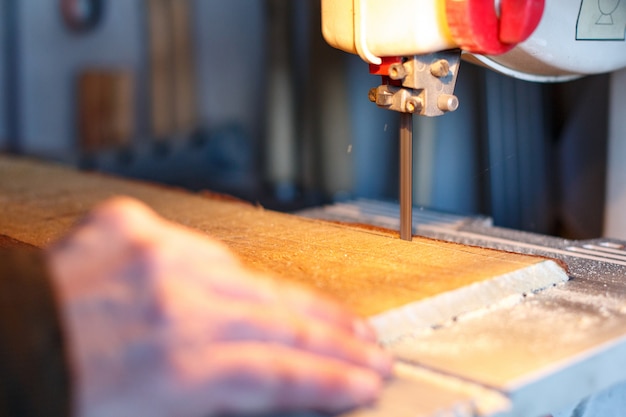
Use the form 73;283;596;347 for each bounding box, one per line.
0;0;611;239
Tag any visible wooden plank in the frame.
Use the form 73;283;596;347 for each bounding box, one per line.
0;156;567;326
0;234;37;250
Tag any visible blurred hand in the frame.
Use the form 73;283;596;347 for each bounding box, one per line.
48;197;392;417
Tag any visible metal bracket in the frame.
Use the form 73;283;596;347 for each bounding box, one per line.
368;50;462;117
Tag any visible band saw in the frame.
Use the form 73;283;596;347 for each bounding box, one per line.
312;0;626;415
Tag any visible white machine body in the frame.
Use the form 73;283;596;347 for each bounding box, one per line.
322;0;626;79
478;0;626;81
321;0;456;65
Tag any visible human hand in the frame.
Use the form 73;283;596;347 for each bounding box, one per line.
48;197;392;417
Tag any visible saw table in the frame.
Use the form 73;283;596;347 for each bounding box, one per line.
301;200;626;417
1;156;626;416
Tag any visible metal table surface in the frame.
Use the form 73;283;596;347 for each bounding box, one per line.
295;200;626;417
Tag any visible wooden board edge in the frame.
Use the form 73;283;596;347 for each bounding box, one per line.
371;260;569;344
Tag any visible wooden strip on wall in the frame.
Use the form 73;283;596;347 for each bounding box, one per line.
77;70;134;153
170;0;197;133
147;0;175;138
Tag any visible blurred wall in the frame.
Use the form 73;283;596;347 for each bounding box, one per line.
15;0;143;156
193;1;266;143
7;1;267;161
0;0;6;149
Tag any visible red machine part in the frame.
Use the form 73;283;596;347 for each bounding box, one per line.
445;0;544;55
369;56;404;84
369;57;403;76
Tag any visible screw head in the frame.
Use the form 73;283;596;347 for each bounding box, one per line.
430;60;450;78
368;88;377;102
405;97;423;113
376;90;394;107
437;94;459;112
389;63;407;80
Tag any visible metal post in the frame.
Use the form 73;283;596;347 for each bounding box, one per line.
400;113;413;241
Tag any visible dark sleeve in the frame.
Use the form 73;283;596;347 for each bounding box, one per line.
0;247;72;417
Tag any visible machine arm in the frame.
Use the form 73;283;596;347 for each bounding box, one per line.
321;0;545;240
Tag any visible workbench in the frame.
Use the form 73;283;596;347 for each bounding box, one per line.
1;155;626;417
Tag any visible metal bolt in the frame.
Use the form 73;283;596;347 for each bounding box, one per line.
389;63;407;80
430;59;450;78
376;90;394;107
368;88;377;103
437;94;459;112
405;97;423;114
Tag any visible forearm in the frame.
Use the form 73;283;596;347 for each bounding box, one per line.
0;249;72;417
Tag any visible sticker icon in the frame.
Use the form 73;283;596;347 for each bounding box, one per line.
577;0;626;39
598;0;621;24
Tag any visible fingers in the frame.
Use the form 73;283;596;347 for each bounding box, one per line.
192;263;378;344
56;197;382;347
48;197;160;261
76;196;162;240
192;298;392;377
47;197;391;416
88;197;241;267
274;281;380;343
172;343;384;415
204;275;378;344
49;196;237;275
59;197;388;363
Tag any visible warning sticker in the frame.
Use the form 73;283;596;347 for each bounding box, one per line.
577;0;626;40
